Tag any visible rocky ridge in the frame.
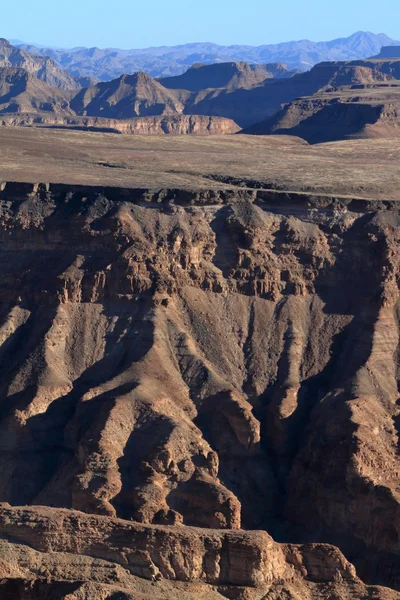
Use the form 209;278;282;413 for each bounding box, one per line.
0;38;85;90
243;81;400;142
158;61;297;92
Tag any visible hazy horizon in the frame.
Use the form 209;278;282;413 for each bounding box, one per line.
6;30;400;52
2;0;399;50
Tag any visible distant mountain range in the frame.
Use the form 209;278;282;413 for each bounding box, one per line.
15;31;400;80
2;34;400;141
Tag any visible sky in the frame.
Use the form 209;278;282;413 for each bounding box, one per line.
2;0;400;49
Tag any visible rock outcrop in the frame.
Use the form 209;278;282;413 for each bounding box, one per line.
171;60;400;127
0;65;242;134
0;68;75;115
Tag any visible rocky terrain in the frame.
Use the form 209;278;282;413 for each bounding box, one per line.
0;505;395;599
16;31;400;78
0;57;242;134
70;72;185;118
241;57;400;141
0;129;400;596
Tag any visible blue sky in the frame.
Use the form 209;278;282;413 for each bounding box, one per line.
3;0;400;48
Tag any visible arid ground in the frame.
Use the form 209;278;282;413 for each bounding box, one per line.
1;127;400;199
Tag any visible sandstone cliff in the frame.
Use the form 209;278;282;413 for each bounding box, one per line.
0;183;400;597
0;114;240;135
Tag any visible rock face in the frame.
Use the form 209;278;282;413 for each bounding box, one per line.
0;504;392;599
1;183;400;597
0;113;241;135
0;64;241;134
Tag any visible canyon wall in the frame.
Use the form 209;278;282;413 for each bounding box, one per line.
0;182;400;597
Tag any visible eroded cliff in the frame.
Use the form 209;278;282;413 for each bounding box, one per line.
0;182;400;598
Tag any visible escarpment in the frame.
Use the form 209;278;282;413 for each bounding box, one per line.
1;182;400;597
0;113;241;135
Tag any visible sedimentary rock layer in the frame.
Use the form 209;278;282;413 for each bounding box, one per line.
0;113;241;135
0;504;392;599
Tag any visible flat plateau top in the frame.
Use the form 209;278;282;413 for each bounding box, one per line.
0;127;399;200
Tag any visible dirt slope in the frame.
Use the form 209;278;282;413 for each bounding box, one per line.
2;128;400;200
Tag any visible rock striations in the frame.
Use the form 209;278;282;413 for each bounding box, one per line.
0;183;400;597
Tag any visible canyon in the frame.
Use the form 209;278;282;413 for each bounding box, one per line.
0;129;400;598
